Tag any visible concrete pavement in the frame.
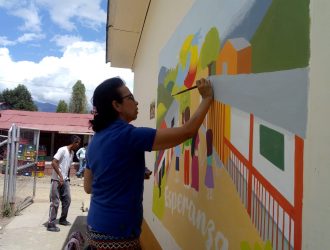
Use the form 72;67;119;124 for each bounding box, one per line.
0;176;90;250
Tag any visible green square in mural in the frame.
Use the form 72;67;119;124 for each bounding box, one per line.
260;125;284;171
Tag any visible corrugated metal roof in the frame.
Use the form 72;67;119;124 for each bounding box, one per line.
0;110;94;135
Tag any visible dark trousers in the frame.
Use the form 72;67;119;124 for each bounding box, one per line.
48;180;71;227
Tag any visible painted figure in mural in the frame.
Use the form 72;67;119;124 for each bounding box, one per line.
158;160;165;198
75;143;88;178
164;119;175;178
174;144;181;183
84;76;213;249
190;133;200;192
183;107;192;187
47;135;81;232
205;129;214;200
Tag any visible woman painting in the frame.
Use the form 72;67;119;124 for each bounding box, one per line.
84;77;213;249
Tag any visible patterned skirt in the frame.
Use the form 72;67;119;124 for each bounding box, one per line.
86;227;141;250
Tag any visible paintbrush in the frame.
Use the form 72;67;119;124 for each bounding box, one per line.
172;85;198;96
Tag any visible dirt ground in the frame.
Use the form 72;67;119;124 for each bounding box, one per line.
0;174;87;230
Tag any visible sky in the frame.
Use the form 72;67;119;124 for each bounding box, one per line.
0;0;134;106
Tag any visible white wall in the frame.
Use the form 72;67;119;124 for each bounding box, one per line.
131;0;330;248
132;1;195;249
303;0;330;249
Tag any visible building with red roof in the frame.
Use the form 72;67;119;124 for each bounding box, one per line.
0;109;93;160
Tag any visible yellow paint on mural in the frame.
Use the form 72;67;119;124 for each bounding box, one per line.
157;102;167;121
223;104;231;165
152;175;166;219
158;130;263;250
180;35;194;68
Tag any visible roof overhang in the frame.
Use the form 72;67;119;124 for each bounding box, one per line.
106;0;150;69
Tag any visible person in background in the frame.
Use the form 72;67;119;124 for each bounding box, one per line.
47;135;81;232
76;143;88;178
84;77;213;249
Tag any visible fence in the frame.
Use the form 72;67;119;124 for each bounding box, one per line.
223;136;302;250
0;134;8;213
1;124;40;216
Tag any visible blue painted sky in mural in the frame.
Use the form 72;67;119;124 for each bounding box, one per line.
160;0;271;68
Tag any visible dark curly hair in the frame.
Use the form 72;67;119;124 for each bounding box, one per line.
89;77;125;132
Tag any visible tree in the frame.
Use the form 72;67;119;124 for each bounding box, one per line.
0;84;37;111
199;27;221;75
69;80;87;113
56;100;68;113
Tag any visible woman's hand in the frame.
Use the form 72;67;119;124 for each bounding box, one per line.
152;77;214;151
196;78;213;100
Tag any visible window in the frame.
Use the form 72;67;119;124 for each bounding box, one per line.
259;125;284;171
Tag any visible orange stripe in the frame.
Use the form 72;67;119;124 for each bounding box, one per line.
276;203;279;250
222;103;224;158
294;136;304;250
288;217;292;248
248;114;254;215
249;114;254;163
272;199;275;245
282;210;285;250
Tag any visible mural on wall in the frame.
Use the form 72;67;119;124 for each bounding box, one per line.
153;0;309;249
150;100;155;120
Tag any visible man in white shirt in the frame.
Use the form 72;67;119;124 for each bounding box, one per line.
47;135;81;232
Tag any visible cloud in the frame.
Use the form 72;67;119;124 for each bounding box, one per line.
0;0;19;8
0;33;45;46
0;36;15;46
0;42;134;105
51;35;82;50
11;2;42;32
36;0;106;31
17;33;45;43
0;0;106;33
0;1;121;108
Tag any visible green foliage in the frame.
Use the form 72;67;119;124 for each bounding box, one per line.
241;241;273;250
164;67;178;95
251;0;310;72
56;100;68;113
69;80;88;114
0;84;37;111
156;83;174;127
199;27;221;70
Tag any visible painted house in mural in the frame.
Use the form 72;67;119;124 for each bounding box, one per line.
216;38;252;75
153;0;308;249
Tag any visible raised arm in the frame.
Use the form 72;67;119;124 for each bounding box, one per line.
152;78;213;151
84;168;92;194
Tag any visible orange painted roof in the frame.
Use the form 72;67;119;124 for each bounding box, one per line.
0;110;94;135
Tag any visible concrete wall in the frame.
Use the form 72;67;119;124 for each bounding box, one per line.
131;0;330;249
132;1;194;249
303;1;330;249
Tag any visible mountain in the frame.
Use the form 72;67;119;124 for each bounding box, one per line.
34;101;57;112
